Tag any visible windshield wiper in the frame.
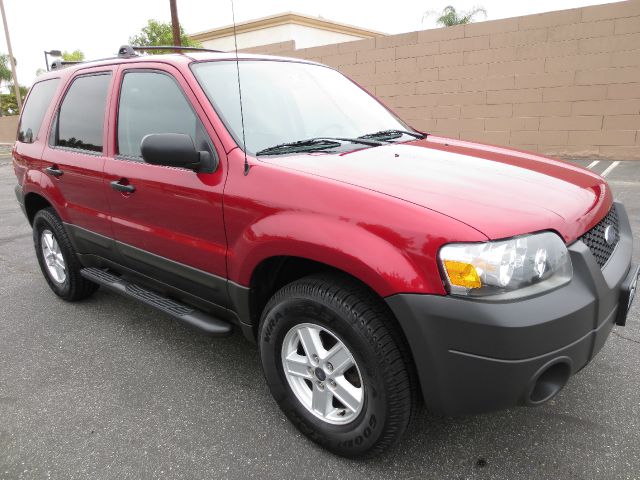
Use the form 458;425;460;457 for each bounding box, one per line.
358;129;426;142
256;136;383;156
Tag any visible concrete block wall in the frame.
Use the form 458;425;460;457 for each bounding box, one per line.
0;115;18;144
267;1;640;159
239;40;296;54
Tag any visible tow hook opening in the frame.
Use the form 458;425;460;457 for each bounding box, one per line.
527;360;571;405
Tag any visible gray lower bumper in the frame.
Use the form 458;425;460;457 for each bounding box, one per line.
386;201;634;415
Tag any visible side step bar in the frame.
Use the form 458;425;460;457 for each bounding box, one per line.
80;267;232;336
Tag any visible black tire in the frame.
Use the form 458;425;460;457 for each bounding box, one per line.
33;207;98;301
259;273;417;458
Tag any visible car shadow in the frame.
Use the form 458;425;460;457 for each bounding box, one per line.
52;286;624;479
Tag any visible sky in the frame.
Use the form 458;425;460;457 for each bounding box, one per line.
0;0;618;88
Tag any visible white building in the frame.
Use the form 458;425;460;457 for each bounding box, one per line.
190;12;382;52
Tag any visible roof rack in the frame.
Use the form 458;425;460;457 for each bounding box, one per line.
118;44;225;58
45;45;227;71
50;59;83;70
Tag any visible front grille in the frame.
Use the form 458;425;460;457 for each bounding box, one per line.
580;205;619;268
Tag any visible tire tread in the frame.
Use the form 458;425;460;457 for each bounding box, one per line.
33;208;98;301
262;272;418;458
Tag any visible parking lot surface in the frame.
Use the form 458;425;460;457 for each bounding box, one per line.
1;154;639;480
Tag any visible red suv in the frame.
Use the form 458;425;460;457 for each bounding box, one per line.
13;46;638;458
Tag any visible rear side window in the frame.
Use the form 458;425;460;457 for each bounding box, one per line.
17;78;60;143
55;73;111;153
117;71;197;157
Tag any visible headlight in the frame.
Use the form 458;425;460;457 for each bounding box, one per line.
439;232;572;298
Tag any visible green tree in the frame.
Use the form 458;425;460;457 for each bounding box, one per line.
0;54;11;85
1;84;28;116
0;54;14;116
129;19;201;53
425;5;487;27
62;50;85;62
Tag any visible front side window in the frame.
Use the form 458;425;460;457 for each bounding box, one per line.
56;73;111;152
117;71;197;157
17;78;60;143
191;60;411;155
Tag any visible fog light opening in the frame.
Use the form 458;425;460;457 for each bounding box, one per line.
529;361;571;405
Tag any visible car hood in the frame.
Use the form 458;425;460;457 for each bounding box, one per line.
262;136;611;242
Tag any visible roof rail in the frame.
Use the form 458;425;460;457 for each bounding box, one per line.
45;45;227;72
118;44;225;58
50;59;83;70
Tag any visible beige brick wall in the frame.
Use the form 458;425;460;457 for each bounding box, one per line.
259;1;640;159
239;40;296;54
0;115;18;144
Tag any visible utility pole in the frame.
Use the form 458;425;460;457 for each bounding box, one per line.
0;0;21;112
169;0;181;47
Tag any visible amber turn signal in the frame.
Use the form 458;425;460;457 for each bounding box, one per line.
443;260;482;289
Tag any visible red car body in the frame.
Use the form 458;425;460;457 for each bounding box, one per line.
13;52;635;420
14;54;612;299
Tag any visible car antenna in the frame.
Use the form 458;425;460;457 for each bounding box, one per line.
230;0;250;176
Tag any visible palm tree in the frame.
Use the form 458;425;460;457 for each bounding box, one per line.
425;5;487;27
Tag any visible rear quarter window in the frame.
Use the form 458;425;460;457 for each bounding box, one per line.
17;78;60;143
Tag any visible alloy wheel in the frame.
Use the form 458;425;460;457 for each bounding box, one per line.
41;229;66;284
281;322;364;425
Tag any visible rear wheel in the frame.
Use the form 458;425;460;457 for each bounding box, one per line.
33;208;98;301
259;273;417;458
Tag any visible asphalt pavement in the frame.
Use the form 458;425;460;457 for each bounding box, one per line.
1;153;639;480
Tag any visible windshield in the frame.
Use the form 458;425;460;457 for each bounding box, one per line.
191;60;413;155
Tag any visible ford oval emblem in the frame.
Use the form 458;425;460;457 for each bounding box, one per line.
604;225;616;245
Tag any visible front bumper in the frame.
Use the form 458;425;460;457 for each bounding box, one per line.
386;201;634;415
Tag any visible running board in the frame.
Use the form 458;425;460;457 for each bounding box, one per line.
80;267;232;336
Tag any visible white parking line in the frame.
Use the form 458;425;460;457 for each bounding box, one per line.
586;160;600;170
601;161;620;178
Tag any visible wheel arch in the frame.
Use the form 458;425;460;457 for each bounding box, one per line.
236;256;419;380
244;258;423;403
24;191;56;225
22;169;68;225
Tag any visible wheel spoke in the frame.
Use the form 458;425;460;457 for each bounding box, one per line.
284;353;312;378
43;233;53;251
311;383;333;416
332;377;362;413
54;264;64;281
297;326;323;359
324;343;354;375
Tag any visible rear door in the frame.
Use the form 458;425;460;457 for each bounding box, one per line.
42;67;116;258
103;63;228;305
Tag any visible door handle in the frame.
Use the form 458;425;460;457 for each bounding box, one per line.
45;166;63;177
110;179;136;193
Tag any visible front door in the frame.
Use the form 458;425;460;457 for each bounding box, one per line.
103;63;228;306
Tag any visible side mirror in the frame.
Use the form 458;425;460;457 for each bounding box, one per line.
140;133;209;171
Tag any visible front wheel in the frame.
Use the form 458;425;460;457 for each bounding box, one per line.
259;274;417;458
